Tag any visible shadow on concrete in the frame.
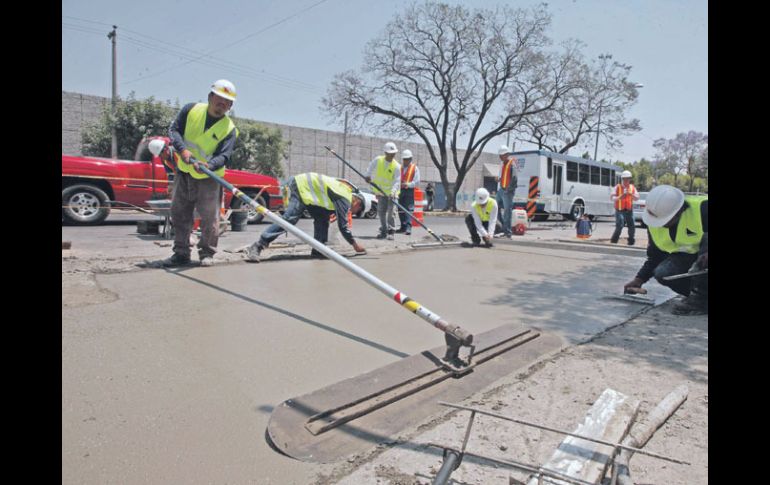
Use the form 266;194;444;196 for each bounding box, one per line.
166;269;410;359
480;261;707;384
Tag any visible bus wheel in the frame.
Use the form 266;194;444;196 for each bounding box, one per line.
568;201;585;221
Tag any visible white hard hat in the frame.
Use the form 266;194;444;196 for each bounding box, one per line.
621;170;632;178
475;188;490;204
402;149;413;159
642;185;685;227
211;79;237;102
498;145;511;156
148;138;166;156
384;142;398;154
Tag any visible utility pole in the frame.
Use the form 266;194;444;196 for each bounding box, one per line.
341;112;348;178
108;26;118;159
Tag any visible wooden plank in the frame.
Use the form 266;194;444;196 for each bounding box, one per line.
526;388;640;485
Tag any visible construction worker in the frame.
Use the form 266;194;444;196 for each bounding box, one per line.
148;138;179;198
245;172;366;262
395;149;420;235
161;79;238;268
365;142;401;240
496;145;520;238
465;188;503;247
623;185;708;315
611;170;639;245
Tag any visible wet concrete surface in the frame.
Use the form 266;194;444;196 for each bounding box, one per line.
62;214;664;484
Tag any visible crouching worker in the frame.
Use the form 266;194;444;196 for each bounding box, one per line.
465;188;503;248
623;185;708;315
245;172;367;261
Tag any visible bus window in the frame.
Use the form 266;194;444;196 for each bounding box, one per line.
567;161;578;182
547;157;552;179
601;168;611;186
579;163;590;184
590;166;601;185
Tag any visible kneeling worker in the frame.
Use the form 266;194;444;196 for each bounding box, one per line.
245;172;367;261
465;188;503;247
623;185;708;315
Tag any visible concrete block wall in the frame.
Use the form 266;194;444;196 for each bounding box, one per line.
62;91;497;210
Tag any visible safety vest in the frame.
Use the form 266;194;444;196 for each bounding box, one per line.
372;156;400;196
614;183;637;210
401;163;416;185
500;158;515;189
176;103;237;180
648;196;707;254
473;199;496;222
294;172;352;210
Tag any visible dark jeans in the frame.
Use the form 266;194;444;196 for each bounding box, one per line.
465;214;503;244
495;184;516;236
171;171;222;259
653;236;708;298
397;188;415;230
611;210;635;243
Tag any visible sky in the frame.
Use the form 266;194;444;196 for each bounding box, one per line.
61;0;707;163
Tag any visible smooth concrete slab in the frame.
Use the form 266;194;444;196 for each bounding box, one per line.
62;244;673;484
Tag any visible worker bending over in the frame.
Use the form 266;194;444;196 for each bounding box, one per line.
465;188;503;248
246;172;366;261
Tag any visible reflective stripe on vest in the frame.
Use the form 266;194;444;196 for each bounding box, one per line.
294;173;352;210
402;163;416;184
500;159;514;189
614;183;637;210
177;103;236;180
648;196;707;254
473;199;496;222
372;156;400;196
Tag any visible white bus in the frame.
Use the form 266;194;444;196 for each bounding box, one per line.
509;150;623;221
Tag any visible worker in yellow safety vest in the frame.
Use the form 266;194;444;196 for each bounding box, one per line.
245;172;366;262
365;142;401;240
465;188;504;248
161;79;239;268
623;185;708;315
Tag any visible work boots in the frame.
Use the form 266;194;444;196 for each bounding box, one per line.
672;291;708;315
160;253;191;267
245;242;264;263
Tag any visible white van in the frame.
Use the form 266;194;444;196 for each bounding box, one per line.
509;150;623;220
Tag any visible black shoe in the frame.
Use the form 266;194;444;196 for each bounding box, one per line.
394;228;406;233
160;253;191;267
376;233;387;239
310;249;328;259
610;239;619;244
470;239;481;247
388;229;395;235
628;240;635;246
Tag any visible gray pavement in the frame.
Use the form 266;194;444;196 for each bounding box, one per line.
62;212;666;484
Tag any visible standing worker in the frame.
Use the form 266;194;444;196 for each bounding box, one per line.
160;79;239;268
365;142;401;240
610;170;639;245
465;188;503;247
623;185;708;315
425;182;435;211
395;149;420;235
495;145;519;238
245;172;366;261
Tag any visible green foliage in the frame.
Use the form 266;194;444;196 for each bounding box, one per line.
81;92;177;159
229;118;289;179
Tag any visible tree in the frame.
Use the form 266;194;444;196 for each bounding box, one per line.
652;131;708;192
322;1;580;210
513;51;642;156
229;119;289;179
82;92;177;159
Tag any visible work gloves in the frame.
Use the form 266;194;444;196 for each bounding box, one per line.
352;241;366;254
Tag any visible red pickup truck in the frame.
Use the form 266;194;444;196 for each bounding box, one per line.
62;136;282;225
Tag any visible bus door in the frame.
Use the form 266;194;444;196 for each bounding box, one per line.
549;163;564;213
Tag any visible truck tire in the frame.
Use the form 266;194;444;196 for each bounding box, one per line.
567;201;585;221
62;184;111;225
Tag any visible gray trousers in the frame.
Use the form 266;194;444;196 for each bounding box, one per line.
377;195;396;234
171;171;222;259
